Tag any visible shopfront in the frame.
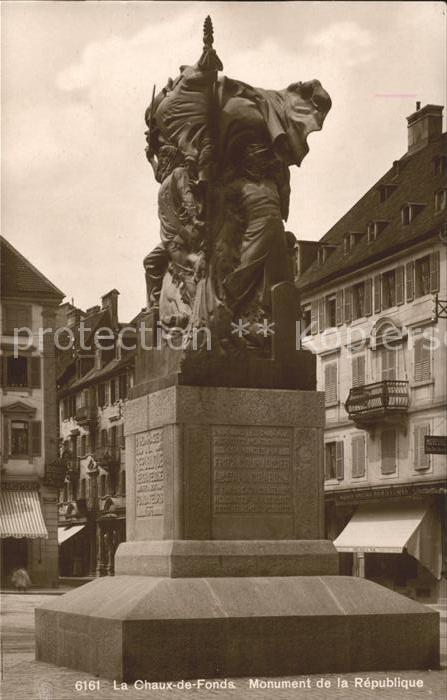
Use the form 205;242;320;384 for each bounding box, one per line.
329;485;445;601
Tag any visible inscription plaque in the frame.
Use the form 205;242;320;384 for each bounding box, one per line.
135;429;164;517
212;426;293;514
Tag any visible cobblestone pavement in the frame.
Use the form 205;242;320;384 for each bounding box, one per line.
1;594;446;700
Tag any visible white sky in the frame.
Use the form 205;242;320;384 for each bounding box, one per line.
2;1;446;321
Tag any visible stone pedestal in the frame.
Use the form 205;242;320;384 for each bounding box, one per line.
35;385;440;681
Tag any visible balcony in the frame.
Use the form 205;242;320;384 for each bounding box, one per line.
75;405;97;427
94;446;120;468
345;380;409;430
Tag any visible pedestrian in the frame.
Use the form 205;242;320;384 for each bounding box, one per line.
11;567;31;593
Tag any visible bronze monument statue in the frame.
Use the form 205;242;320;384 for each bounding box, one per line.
143;16;331;355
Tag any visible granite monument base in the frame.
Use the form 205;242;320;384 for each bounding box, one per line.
35;575;439;681
35;385;440;680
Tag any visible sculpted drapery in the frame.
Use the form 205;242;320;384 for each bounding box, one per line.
143;18;331;352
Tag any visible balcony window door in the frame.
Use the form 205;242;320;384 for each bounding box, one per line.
352;355;366;388
381;348;396;381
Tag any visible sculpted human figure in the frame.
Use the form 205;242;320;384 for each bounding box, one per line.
143;140;205;320
143;17;331;347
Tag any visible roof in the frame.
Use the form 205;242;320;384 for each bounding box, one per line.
297;132;447;292
1;236;65;301
59;353;135;395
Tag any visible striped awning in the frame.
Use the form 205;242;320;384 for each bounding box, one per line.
0;489;48;539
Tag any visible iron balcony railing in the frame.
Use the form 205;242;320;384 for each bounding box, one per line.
345;380;409;418
75;405;97;425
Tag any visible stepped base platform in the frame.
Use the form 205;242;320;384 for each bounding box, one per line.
35;574;440;682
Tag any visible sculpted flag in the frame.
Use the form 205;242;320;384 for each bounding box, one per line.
143;17;331;352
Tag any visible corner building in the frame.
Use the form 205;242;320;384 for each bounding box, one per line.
297;104;447;601
1;236;65;587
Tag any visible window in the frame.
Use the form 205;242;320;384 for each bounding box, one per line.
401;203;425;225
71;435;78;460
118;374;128;400
101;429;108;448
433;155;447;176
352;434;366;478
381;269;396;309
415;256;430;297
325;296;336;328
120;470;126;496
301;304;312;336
378;185;396;204
2;303;32;335
324;363;338;405
414;424;430;470
11;421;29;455
381;348;396;380
80;435;86;455
6;357;28;387
119;423;125;450
367;223;377;244
434;189;447;213
381;429;397;475
100;474;107;497
110;425;117;449
352;355;366;387
352;283;365;319
80;478;86;499
324;441;344;481
414;337;431;382
110;378;116;404
2;355;41;389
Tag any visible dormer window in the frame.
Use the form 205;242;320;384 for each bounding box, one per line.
378;184;397;204
367;220;388;244
343;232;360;255
318;244;336;265
434;189;447;213
401;203;425;226
433;155;447;176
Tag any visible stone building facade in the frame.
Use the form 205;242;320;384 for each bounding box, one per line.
1;236;65;587
296;104;447;601
57;290;135;578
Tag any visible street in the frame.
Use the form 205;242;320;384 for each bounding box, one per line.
0;593;445;700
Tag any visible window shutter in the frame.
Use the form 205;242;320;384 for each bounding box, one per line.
352;434;366;478
335;290;343;326
335;441;344;480
352;355;366;387
119;423;125;450
3;419;9;460
344;287;352;324
31;421;42;456
396;266;405;305
324;445;331;480
318;298;325;332
364;279;372;316
429;251;440;292
374;275;381;313
414;337;431;382
0;356;7;387
30;357;41;388
310;301;318;335
381;429;396;474
381;348;396;380
406;261;415;301
414;424;430;470
324;363;337;405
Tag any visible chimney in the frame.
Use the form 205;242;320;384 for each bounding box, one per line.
101;289;119;328
67;307;82;327
407;103;443;154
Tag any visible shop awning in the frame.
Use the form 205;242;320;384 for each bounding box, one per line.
58;525;85;545
0;489;48;539
333;501;442;579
